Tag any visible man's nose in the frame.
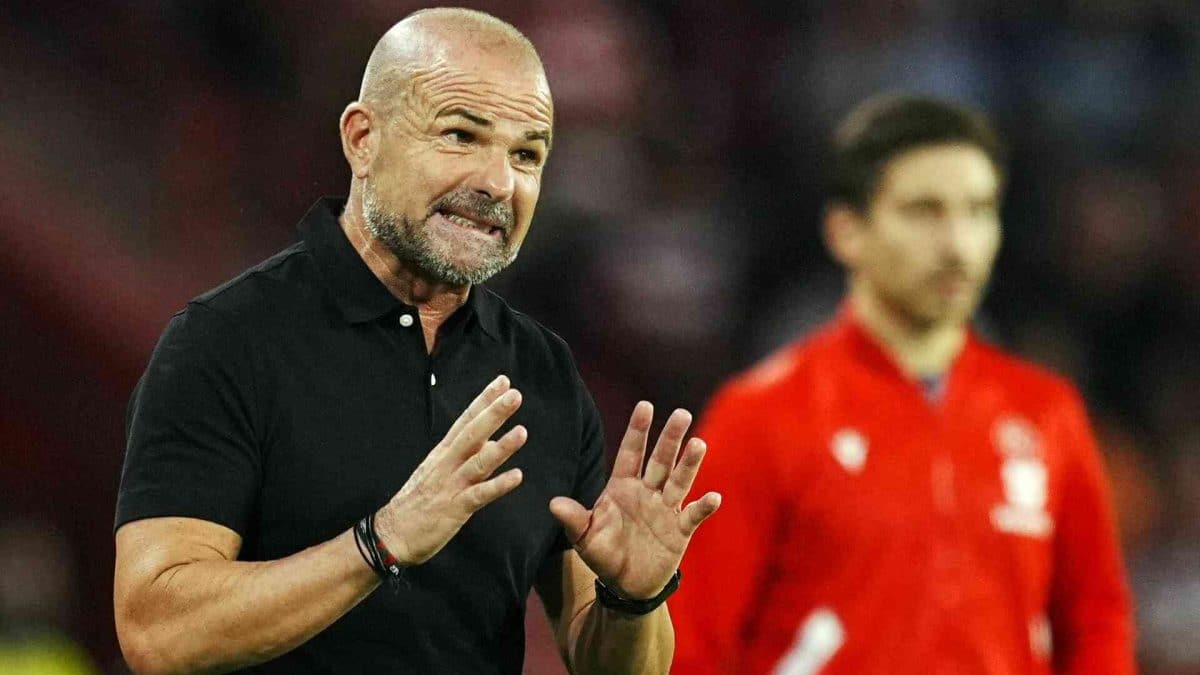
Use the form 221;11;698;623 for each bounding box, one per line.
936;216;974;264
468;148;515;203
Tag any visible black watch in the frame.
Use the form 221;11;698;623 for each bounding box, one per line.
594;570;682;616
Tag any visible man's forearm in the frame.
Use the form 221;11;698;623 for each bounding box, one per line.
116;528;378;674
566;598;674;675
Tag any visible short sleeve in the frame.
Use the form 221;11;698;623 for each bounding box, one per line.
115;303;263;535
550;371;607;552
572;383;607;508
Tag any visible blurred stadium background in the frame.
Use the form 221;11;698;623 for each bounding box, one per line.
1;1;1197;673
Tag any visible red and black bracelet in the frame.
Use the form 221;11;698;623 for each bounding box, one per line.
354;511;406;589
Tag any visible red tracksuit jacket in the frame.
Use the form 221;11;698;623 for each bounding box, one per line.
672;309;1134;675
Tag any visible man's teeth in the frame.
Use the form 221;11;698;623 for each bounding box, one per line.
443;212;485;230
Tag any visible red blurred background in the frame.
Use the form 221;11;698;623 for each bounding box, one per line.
1;2;1197;673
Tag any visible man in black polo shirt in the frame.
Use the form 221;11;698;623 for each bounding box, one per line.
112;8;721;675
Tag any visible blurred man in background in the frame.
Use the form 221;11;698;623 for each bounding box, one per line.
111;8;719;674
672;95;1133;674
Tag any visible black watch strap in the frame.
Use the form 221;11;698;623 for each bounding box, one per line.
594;570;682;616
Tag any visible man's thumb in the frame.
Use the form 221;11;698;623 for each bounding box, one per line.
549;496;590;545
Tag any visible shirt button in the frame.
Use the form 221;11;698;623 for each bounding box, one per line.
398;313;414;327
430;373;437;386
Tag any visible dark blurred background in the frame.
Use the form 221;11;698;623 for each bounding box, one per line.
1;1;1197;673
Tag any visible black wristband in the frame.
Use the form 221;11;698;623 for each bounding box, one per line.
594;570;682;616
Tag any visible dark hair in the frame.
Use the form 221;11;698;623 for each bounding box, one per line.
830;94;1007;211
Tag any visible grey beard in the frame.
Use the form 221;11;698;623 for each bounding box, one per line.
362;186;519;286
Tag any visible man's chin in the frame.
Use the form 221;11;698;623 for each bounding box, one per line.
891;294;969;330
419;255;513;286
921;300;977;328
433;243;518;282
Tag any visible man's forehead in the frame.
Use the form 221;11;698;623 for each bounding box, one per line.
881;145;997;192
362;13;553;126
413;60;554;128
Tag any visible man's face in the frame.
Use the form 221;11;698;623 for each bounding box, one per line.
363;47;553;286
852;143;1002;328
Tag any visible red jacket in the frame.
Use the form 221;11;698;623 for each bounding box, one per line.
672;310;1134;675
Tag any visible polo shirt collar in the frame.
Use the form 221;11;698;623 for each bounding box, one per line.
299;197;401;323
298;197;502;340
466;284;503;341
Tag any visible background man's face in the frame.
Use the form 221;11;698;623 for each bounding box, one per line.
364;46;553;285
855;143;1003;328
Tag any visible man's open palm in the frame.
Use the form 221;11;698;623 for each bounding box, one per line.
549;402;722;599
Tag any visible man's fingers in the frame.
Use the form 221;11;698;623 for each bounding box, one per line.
459;425;527;482
548;496;591;545
680;492;722;536
459;468;523;511
444;375;510;444
449;388;522;461
661;437;706;508
643;408;692;490
612;401;653;479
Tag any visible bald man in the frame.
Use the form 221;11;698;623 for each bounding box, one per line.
113;9;720;675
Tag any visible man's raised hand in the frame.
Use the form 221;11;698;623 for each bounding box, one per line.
549;401;722;599
374;375;526;566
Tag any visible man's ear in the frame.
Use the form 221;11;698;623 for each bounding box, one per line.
340;102;377;179
823;202;865;269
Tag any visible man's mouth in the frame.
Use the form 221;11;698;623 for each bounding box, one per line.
434;208;506;238
931;272;971;296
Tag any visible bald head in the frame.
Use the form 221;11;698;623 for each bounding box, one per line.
359;8;547;117
338;8;554;289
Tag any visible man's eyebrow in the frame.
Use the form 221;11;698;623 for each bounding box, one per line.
437;106;552;148
438;107;492;127
525;129;551;147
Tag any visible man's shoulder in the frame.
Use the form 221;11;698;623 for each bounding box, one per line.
718;322;849;403
697;325;848;435
476;288;591;407
968;336;1081;405
188;240;313;320
480;287;574;356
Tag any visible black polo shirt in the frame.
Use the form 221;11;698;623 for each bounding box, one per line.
116;198;606;674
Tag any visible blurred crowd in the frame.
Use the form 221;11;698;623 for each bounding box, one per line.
1;1;1197;673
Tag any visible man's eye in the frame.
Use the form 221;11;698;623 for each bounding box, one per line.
902;202;940;218
971;203;998;218
514;149;541;164
444;129;475;144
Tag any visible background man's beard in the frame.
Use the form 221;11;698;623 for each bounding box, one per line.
362;184;519;286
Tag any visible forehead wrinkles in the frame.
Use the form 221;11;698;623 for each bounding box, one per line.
410;64;553;128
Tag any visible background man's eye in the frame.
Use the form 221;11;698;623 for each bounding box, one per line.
515;150;540;163
903;202;940;218
445;129;474;143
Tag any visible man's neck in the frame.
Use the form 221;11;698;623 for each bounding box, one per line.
340;208;467;353
849;282;968;380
